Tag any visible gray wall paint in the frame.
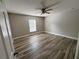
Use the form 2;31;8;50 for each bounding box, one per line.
8;13;45;38
45;10;79;39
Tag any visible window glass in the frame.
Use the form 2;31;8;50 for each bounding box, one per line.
29;19;37;32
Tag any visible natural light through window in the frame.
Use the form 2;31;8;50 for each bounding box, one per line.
29;19;37;32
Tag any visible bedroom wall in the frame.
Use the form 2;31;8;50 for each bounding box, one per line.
8;13;45;38
45;10;79;39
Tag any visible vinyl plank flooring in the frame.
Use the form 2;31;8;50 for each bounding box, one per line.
14;33;77;59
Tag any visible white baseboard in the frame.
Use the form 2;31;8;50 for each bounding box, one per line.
13;31;78;40
45;31;78;40
13;31;44;40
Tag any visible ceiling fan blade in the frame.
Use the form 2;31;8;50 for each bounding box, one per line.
46;12;50;14
41;13;43;15
46;9;53;11
45;1;62;9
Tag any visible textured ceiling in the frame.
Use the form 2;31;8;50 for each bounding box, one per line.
5;0;79;17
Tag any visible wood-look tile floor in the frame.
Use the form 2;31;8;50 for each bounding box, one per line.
14;33;77;59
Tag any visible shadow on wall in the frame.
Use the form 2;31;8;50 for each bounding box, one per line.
45;9;79;39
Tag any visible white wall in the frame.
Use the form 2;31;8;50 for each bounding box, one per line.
0;29;8;59
76;33;79;59
45;10;79;39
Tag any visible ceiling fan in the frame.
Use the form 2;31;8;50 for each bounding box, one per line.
40;0;61;14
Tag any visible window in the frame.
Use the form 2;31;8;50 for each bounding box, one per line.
29;19;37;32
